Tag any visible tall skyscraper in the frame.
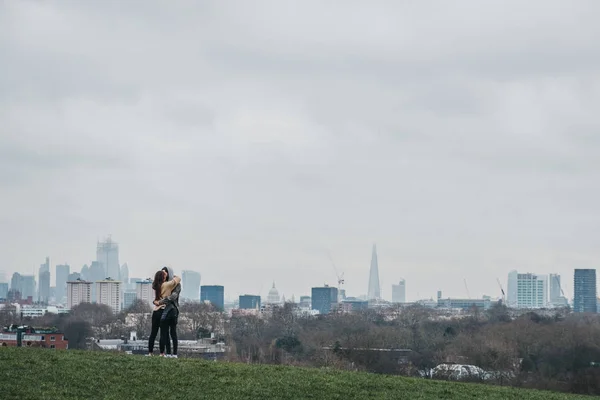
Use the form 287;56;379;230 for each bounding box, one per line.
80;264;90;281
38;257;51;303
20;275;36;299
11;272;22;294
121;264;129;286
67;279;92;309
97;237;120;281
367;244;381;301
515;273;547;308
96;279;122;313
201;285;224;310
181;270;201;300
392;279;406;303
136;279;154;307
239;295;261;310
11;273;35;299
55;264;70;303
0;282;8;299
574;269;597;313
311;286;339;314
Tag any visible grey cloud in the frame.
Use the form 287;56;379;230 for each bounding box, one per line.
1;0;599;300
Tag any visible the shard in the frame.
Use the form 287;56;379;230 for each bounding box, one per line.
367;244;381;300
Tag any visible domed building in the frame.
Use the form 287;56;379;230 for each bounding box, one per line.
266;282;281;304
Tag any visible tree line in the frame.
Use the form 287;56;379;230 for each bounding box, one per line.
2;301;599;395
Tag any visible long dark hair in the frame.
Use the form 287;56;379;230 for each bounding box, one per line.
152;270;165;302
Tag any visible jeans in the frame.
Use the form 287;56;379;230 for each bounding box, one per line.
159;316;178;355
149;310;172;354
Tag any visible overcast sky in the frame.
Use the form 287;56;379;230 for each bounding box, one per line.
1;1;599;302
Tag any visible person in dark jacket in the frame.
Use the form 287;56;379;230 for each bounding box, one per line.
155;266;181;358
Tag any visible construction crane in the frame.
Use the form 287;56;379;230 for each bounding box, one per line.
464;278;471;299
327;251;345;300
496;278;506;304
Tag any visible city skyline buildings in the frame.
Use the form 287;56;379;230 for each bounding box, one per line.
96;279;122;313
67;279;92;309
367;244;381;301
55;264;70;303
38;257;50;303
181;270;201;301
392;279;406;304
3;1;600;313
574;269;597;313
96;237;120;281
1;237;598;306
135;279;153;307
201;285;225;310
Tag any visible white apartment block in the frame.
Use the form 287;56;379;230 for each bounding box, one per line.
516;273;547;308
136;279;154;307
96;279;122;313
67;280;92;309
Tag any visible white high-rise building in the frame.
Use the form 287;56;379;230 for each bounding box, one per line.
515;273;547;309
136;279;154;307
96;279;122;313
392;279;406;303
67;279;92;309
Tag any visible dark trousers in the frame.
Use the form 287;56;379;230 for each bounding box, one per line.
149;310;172;354
159;317;178;355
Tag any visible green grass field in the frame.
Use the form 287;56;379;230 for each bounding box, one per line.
0;348;589;400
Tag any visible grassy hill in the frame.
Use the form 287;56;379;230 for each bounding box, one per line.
0;348;589;400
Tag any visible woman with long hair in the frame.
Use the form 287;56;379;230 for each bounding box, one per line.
147;269;166;356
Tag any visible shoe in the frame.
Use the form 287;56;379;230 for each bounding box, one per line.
171;355;178;359
145;354;152;357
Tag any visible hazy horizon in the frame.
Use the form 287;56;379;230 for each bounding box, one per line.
2;1;599;302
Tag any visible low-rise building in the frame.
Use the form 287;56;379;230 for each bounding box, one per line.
20;306;70;318
0;325;68;349
437;297;496;311
94;336;227;359
239;295;261;310
340;297;369;312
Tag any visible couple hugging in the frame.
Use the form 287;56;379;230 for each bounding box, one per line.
148;266;181;357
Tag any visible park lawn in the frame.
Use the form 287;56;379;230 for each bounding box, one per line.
0;348;588;400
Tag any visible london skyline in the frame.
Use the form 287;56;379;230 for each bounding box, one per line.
2;1;599;302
